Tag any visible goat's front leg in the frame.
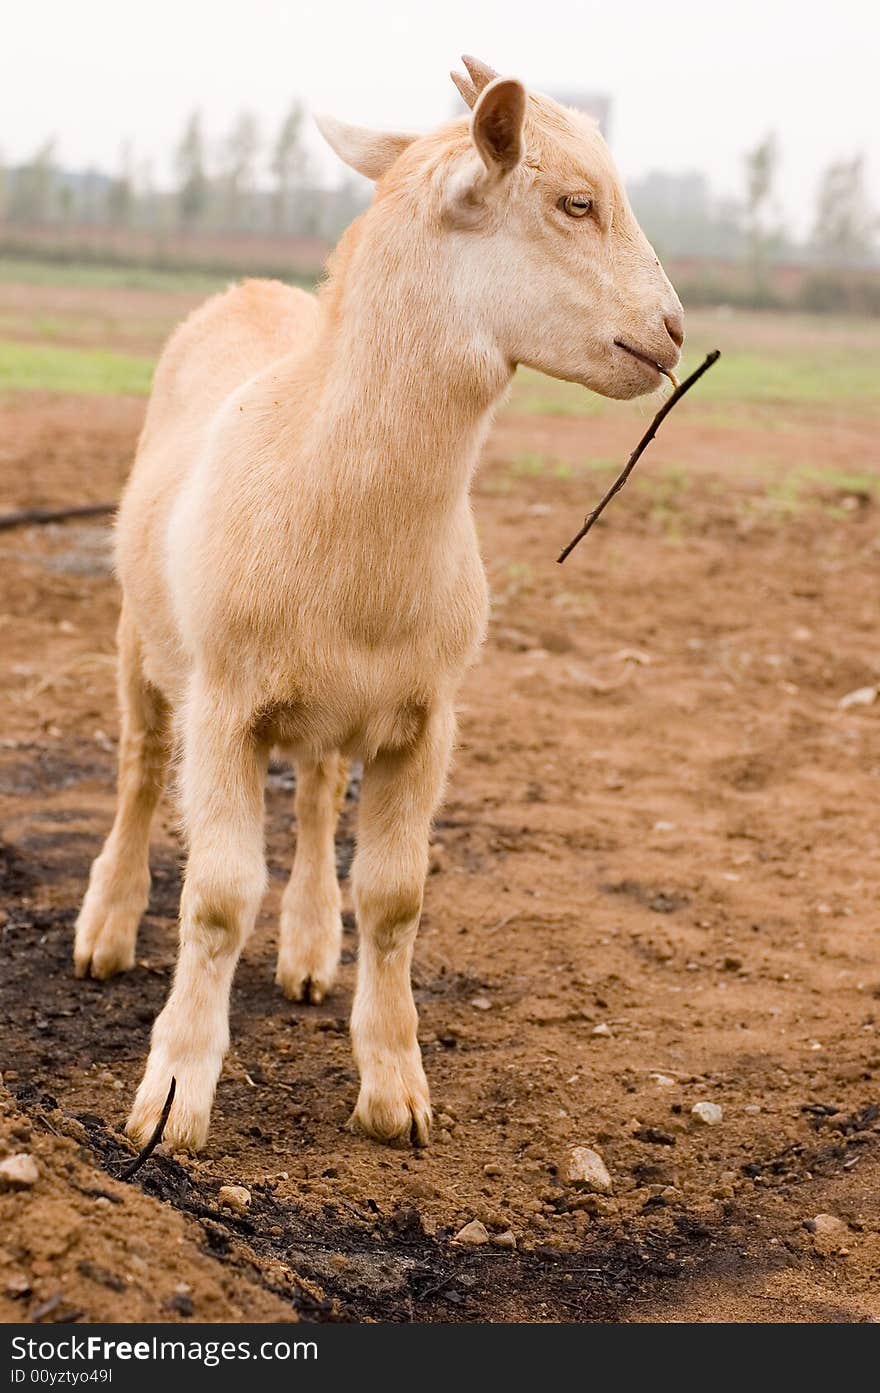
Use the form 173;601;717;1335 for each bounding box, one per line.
350;704;454;1146
127;699;267;1151
276;753;348;1004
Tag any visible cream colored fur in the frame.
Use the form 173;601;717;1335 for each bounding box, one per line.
74;59;682;1151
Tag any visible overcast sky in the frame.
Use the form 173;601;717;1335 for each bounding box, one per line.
4;0;877;235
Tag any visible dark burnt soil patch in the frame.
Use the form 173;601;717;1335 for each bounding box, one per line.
5;1081;814;1323
3;880;878;1321
0;904;168;1084
0;742;114;798
600;880;691;915
0;839;37;899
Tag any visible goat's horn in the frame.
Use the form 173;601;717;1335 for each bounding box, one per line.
461;55;498;93
450;69;478;108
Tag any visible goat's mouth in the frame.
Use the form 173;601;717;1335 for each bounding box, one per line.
614;339;680;390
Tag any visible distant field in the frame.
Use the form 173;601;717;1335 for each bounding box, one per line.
0;257;235;294
1;263;878;413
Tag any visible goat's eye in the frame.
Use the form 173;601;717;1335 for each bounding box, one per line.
559;193;593;218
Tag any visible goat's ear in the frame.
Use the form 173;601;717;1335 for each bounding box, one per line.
471;77;526;176
314;113;416;181
444;75;526;224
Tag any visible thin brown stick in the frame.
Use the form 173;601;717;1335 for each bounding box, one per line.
557;349;721;563
0;501;116;533
119;1077;176;1181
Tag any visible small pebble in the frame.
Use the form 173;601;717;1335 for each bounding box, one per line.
592;1023;612;1038
838;685;877;710
218;1184;251;1213
453;1219;490;1246
165;1291;194;1317
470;996;492;1011
564;1147;612;1193
491;1229;517;1249
806;1213;847;1237
0;1154;39;1190
691;1102;723;1126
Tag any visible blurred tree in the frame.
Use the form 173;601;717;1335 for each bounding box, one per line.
176;112;207;228
222;111;260;230
812;155;877;264
8;138;57;222
106;141;135;226
58;183;75;223
744;132;779;294
271;101;308;232
136;156;160;228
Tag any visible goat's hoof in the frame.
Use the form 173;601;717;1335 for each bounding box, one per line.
73;906;138;980
275;932;340;1005
288;975;318;1004
276;971;332;1005
351;1058;432;1147
127;1056;215;1152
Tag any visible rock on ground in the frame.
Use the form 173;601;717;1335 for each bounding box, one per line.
0;1154;39;1189
217;1185;252;1214
453;1219;490;1245
564;1147;612;1193
691;1102;723;1126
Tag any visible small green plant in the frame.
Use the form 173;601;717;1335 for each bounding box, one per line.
508;451;577;480
510;450;552;476
502;560;534;597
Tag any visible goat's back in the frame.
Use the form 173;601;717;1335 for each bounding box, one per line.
115;278;319;695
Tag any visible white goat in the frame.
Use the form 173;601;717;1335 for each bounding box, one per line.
74;56;683;1151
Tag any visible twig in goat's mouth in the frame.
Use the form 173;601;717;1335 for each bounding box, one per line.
556;349;721;563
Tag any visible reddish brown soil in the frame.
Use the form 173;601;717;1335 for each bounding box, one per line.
1;376;879;1324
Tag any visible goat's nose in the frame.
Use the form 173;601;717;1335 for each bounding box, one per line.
664;306;685;350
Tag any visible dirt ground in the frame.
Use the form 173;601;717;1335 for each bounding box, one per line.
1;301;879;1324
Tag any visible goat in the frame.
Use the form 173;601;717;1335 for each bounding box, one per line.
74;56;683;1151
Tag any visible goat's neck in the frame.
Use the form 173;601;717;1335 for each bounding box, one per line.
314;231;511;513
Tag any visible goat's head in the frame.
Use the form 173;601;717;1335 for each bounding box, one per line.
316;55;683;399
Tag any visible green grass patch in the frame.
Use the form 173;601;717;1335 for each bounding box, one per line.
737;463;875;522
509;451;576;479
684;336;880;407
0;339;154;395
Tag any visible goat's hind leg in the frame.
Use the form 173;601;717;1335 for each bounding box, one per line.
276;753;348;1004
74;609;170;979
